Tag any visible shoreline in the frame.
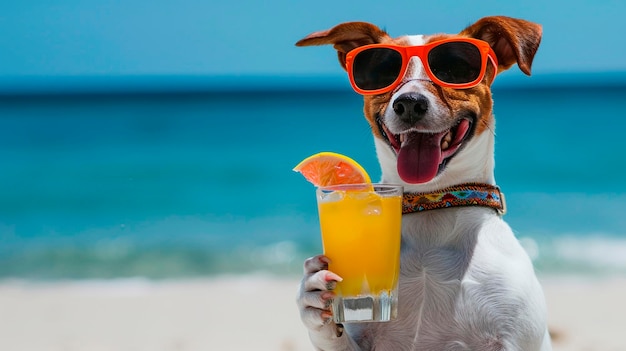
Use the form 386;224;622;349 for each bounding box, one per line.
1;274;624;351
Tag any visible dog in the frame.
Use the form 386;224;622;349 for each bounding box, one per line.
295;16;551;350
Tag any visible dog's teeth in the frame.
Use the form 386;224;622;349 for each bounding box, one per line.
441;131;452;150
400;134;406;143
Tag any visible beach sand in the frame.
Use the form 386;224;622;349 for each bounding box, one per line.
0;275;624;351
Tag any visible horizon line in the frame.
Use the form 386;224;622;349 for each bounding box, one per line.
1;71;625;96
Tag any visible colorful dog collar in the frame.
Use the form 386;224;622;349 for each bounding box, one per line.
402;183;506;215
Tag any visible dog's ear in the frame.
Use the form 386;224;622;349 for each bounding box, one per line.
296;22;390;70
460;16;542;75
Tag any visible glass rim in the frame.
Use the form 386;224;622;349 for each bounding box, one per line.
316;183;403;192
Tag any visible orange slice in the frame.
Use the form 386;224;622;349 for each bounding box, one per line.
293;152;371;187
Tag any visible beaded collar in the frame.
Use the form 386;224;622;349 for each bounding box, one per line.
402;182;506;215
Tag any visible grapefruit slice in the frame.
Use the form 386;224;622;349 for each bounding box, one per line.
293;152;371;187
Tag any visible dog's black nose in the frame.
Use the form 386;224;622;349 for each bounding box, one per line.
393;93;429;125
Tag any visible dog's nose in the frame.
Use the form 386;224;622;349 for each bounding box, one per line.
393;93;429;125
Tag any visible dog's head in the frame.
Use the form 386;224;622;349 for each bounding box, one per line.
297;16;542;191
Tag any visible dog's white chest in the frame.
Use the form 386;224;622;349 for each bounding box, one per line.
345;211;547;350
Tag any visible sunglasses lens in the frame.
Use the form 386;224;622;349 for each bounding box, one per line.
428;42;482;84
352;48;403;91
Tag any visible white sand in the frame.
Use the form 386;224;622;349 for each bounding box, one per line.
542;277;626;351
0;275;624;351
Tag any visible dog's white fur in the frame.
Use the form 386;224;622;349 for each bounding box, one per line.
296;16;551;351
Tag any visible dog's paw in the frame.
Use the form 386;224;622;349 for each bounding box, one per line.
296;255;343;330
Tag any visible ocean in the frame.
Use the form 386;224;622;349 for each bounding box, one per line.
1;74;625;280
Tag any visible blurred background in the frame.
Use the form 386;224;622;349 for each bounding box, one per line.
1;0;626;280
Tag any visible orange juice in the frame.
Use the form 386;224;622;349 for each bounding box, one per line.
317;185;402;298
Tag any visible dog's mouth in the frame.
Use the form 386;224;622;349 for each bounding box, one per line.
378;116;474;184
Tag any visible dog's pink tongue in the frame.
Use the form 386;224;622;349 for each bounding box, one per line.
397;131;443;184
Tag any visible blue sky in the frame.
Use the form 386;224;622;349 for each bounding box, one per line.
1;0;625;79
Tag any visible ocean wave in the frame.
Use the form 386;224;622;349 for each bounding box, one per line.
520;234;626;276
3;227;626;280
0;215;317;280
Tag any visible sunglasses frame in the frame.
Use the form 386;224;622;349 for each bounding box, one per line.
345;38;499;95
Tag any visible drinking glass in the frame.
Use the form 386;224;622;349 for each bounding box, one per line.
316;183;403;323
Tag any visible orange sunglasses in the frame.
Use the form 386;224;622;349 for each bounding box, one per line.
345;38;498;95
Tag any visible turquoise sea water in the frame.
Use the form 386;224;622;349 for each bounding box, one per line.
1;74;625;279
